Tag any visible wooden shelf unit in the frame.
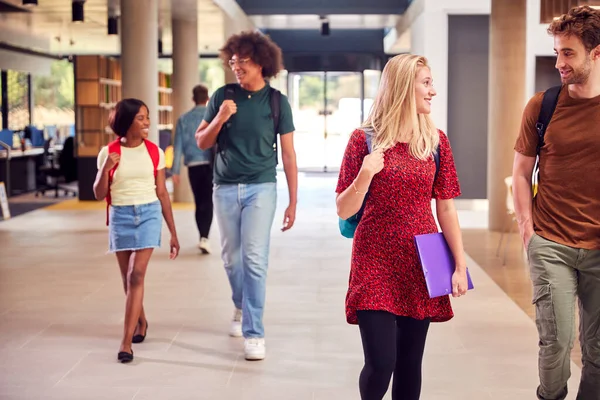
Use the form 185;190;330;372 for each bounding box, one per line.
74;56;174;157
74;55;122;157
158;72;173;130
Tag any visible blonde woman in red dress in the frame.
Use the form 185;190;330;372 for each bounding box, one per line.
336;54;470;400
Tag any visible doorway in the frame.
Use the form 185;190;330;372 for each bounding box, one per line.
284;70;380;172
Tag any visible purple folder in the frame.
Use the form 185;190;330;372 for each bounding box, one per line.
414;232;474;298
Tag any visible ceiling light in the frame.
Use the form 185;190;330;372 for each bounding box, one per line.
108;16;118;35
72;1;84;23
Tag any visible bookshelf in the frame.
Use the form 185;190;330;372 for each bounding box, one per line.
74;55;122;158
73;55;173;200
158;72;173;130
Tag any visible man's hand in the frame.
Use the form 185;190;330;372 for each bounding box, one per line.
217;100;237;121
172;174;180;185
281;204;296;232
521;224;535;250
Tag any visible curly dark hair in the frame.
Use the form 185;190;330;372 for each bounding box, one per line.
108;98;148;137
548;5;600;52
219;31;284;79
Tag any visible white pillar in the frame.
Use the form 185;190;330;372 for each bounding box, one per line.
223;15;239;84
120;0;159;143
487;0;527;231
171;4;198;203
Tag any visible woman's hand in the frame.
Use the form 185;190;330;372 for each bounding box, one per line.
359;148;385;178
170;235;180;260
451;269;469;297
103;153;120;172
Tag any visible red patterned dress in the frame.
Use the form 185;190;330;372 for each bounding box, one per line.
336;129;462;325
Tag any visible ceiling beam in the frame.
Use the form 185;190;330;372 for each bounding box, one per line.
540;0;600;23
384;0;423;54
212;0;255;32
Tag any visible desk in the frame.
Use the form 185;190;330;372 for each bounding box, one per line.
0;145;63;159
0;145;63;197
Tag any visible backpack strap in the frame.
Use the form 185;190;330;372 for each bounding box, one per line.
433;147;440;182
535;85;562;156
215;84;238;164
363;128;374;153
105;139;160;226
224;83;236;101
270;87;281;135
269;87;282;165
143;139;160;178
106;139;121;226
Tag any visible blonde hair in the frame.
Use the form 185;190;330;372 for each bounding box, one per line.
363;54;439;160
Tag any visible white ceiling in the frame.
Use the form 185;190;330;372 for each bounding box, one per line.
0;0;226;55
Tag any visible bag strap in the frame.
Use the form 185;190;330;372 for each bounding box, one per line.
270;87;282;165
224;83;236;101
105;139;159;226
215;84;238;163
433;147;440;182
363;128;374;153
106;139;121;226
270;87;281;135
143;139;160;178
535;85;562;156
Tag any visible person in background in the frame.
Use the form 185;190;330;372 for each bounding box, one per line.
172;84;214;254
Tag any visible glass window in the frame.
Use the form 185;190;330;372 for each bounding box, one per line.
7;70;29;131
33;60;75;129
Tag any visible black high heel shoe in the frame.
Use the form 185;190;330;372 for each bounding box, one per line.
132;320;148;344
117;350;134;363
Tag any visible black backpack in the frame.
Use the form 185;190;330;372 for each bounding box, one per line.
215;83;282;165
533;85;562;190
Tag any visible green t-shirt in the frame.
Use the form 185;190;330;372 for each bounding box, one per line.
203;84;295;184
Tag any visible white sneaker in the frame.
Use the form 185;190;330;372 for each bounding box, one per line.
229;308;242;337
198;238;211;254
244;338;266;361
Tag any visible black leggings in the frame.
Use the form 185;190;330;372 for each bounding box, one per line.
357;310;431;400
188;164;213;239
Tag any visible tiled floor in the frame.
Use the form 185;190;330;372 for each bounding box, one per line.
0;174;583;399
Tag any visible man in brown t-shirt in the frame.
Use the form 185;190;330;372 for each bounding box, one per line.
512;6;600;400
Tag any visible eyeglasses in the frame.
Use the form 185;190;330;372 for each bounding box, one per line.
228;58;251;68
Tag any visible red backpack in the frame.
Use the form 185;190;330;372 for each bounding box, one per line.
105;139;160;226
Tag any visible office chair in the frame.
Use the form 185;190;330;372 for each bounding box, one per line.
35;137;78;198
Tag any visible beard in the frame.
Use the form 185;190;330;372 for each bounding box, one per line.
562;57;592;85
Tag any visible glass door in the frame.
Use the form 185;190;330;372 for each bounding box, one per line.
287;71;377;172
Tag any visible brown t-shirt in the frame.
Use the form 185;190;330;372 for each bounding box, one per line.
515;85;600;250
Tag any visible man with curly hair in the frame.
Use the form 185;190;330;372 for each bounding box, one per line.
513;5;600;399
196;31;297;361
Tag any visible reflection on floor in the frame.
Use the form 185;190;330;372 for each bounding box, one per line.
0;174;583;399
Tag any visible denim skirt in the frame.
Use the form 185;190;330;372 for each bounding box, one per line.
108;200;162;253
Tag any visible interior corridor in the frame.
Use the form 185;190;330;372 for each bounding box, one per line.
0;173;583;400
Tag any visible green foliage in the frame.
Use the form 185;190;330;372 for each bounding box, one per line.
7;70;28;109
33;60;74;109
199;58;224;94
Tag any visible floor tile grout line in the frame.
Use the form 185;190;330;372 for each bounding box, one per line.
0;306;15;318
80;283;106;304
131;387;142;400
165;323;184;352
52;350;90;388
226;354;240;387
17;322;53;349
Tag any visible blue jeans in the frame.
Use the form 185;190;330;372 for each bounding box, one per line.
213;182;277;338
